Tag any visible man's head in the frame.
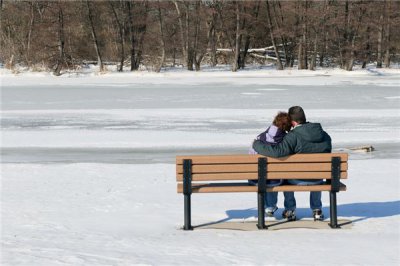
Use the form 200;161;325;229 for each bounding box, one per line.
288;106;306;126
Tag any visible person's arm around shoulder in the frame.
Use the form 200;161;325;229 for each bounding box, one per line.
252;132;297;158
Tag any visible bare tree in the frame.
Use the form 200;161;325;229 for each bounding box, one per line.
109;1;125;72
85;0;104;72
206;3;218;67
271;0;289;67
377;11;384;68
232;1;241;72
155;1;166;72
266;0;283;70
1;1;399;72
53;3;65;76
297;1;308;70
384;0;392;68
125;1;148;71
173;0;187;67
362;26;372;69
25;1;36;66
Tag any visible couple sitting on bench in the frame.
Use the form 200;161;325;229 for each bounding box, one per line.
249;106;332;221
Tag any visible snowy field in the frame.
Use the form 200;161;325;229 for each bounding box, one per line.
1;68;400;265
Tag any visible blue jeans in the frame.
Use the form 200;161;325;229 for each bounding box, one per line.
265;179;323;211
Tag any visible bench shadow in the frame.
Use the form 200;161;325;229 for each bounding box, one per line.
193;200;400;228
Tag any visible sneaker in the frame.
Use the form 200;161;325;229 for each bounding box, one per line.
282;209;296;221
265;206;278;217
313;209;324;221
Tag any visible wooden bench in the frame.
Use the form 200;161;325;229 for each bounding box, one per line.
176;153;348;230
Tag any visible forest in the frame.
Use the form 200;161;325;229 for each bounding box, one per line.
1;0;399;75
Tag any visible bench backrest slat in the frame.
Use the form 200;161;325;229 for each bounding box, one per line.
176;153;348;165
176;153;348;183
177;162;348;174
176;171;348;181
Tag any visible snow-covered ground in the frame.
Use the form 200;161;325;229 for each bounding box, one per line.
1;67;400;265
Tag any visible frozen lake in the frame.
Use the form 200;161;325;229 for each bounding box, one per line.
1;73;400;163
2;82;400;110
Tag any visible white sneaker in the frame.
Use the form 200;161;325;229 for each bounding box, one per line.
266;206;278;217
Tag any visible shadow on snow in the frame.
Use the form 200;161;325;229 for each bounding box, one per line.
194;200;400;228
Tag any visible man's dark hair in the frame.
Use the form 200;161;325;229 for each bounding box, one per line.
288;106;306;124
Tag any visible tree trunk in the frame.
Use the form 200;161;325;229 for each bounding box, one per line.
362;26;371;68
240;34;250;69
237;18;245;69
53;5;65;76
207;11;217;67
266;0;283;70
155;1;165;73
173;1;187;67
26;2;35;66
232;1;241;72
377;13;384;68
272;1;289;67
133;1;148;70
182;2;193;70
302;1;308;69
309;32;317;70
126;1;136;71
297;1;306;70
319;0;329;67
85;0;104;72
240;0;260;69
346;35;356;71
339;0;350;69
193;1;204;71
384;0;391;68
193;1;199;70
109;1;124;72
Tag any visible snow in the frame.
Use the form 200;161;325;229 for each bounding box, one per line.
1;67;400;265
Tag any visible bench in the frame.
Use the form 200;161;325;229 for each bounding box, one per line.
176;153;348;230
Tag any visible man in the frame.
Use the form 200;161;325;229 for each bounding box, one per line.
252;106;332;221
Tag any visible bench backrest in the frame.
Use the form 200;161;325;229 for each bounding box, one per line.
176;153;348;193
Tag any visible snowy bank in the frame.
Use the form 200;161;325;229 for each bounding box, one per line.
2;159;399;265
2;65;400;87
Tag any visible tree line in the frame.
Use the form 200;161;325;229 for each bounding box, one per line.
1;0;399;75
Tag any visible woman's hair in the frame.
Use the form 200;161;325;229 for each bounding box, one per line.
273;112;292;132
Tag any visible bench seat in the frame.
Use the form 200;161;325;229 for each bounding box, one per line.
177;182;347;193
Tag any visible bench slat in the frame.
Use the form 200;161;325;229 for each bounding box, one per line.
176;153;348;165
176;162;348;174
177;183;347;193
176;171;347;181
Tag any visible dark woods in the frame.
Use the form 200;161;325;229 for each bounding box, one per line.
1;0;399;74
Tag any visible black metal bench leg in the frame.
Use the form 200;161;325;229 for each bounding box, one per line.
257;158;267;230
184;194;193;230
329;191;340;228
257;192;266;229
329;157;341;229
183;159;193;230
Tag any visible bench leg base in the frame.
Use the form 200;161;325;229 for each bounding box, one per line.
328;223;341;229
257;223;267;230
